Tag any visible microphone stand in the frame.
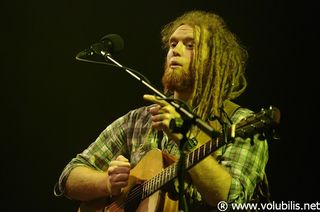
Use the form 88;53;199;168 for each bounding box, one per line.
77;51;221;212
177;133;188;212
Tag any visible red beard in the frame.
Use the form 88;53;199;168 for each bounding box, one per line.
161;62;194;93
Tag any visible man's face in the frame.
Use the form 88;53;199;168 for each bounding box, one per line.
162;24;195;93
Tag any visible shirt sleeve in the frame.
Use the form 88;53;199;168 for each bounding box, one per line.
55;112;130;197
221;108;269;203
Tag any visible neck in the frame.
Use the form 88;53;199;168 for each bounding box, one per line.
174;90;193;106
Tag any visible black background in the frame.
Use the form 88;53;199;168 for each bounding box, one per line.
2;0;319;211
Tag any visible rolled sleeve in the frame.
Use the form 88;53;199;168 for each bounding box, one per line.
55;114;128;197
222;134;269;203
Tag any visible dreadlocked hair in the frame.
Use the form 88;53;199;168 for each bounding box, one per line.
161;10;248;122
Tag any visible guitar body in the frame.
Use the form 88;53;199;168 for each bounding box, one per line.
79;149;177;212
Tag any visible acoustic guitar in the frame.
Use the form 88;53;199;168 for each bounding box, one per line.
79;106;280;212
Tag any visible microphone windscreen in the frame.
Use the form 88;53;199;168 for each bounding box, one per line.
100;34;124;53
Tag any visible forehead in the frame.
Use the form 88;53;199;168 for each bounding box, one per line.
170;25;194;40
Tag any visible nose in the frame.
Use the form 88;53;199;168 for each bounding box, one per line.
172;42;183;56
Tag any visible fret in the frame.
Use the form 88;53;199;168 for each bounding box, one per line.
147;183;150;197
150;178;154;193
168;166;172;181
150;178;154;195
153;177;156;192
158;173;162;189
153;177;157;193
164;168;169;182
143;181;148;198
160;170;164;188
186;153;191;168
147;179;151;196
207;142;210;155
154;175;158;192
196;147;200;161
157;174;161;190
147;181;150;197
151;177;154;194
173;164;177;180
145;181;148;197
200;145;204;159
142;182;146;198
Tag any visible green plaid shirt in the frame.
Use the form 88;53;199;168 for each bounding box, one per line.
57;105;269;208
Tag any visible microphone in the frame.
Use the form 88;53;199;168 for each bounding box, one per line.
76;34;124;58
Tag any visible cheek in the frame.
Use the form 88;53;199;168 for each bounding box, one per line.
187;51;194;61
184;52;193;68
188;51;194;67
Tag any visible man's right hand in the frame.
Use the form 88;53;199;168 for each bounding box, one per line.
107;155;131;196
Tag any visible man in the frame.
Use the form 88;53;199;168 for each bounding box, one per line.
55;10;269;211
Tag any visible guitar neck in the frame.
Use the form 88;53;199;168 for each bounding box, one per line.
142;106;280;199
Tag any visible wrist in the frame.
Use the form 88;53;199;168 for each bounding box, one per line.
105;174;113;198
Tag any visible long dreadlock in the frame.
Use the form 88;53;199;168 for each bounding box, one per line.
161;10;248;124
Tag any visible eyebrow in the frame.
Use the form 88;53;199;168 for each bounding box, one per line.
169;36;194;43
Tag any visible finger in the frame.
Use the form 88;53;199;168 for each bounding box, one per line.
112;181;128;188
108;166;130;175
151;113;171;122
149;105;161;115
110;180;128;195
109;172;129;189
143;94;168;107
110;172;129;182
151;119;171;131
151;122;165;131
109;172;129;184
160;105;179;116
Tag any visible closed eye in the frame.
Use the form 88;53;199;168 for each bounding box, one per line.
185;41;194;50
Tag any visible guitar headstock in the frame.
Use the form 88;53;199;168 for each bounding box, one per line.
234;106;281;140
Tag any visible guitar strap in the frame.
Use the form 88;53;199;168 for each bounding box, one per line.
222;99;241;120
207;100;241;132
